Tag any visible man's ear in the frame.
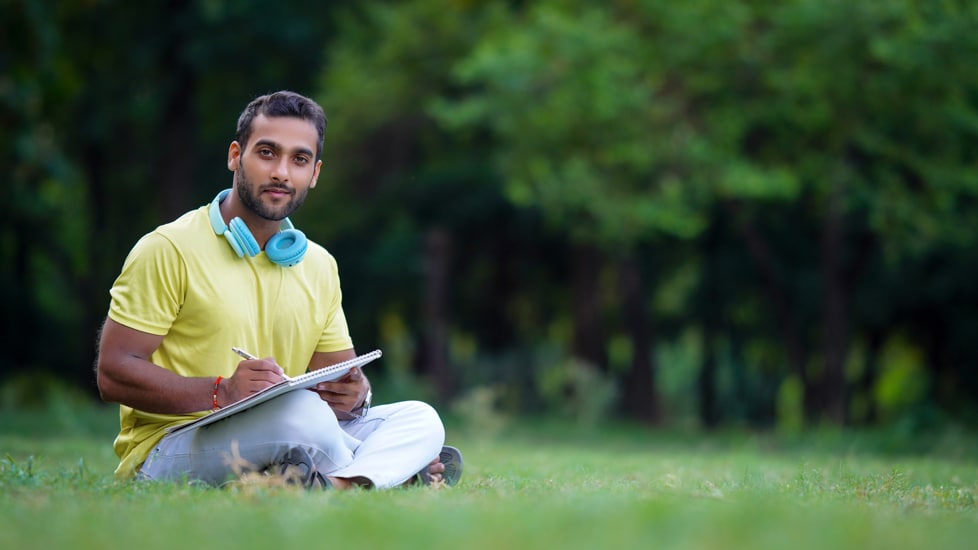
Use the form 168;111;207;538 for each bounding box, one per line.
227;141;242;171
310;159;322;189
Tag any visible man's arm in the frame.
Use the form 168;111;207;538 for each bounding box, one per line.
96;317;287;413
308;349;371;416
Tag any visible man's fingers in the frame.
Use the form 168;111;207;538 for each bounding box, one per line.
315;380;356;393
336;367;362;383
232;358;289;395
256;357;287;375
238;358;286;377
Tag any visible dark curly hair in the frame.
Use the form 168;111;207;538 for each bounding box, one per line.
235;91;327;161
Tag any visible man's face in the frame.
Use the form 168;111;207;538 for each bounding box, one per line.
230;114;322;221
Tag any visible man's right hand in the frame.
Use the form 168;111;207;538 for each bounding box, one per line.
219;357;289;406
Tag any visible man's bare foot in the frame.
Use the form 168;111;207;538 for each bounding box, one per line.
325;459;444;489
400;456;445;487
323;475;372;490
328;451;458;489
425;456;446;484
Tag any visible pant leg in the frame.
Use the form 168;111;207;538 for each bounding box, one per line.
139;392;445;489
140;390;358;486
330;400;445;489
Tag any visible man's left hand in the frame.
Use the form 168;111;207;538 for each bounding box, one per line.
312;366;369;417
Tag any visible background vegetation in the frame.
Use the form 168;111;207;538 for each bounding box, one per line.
3;0;978;435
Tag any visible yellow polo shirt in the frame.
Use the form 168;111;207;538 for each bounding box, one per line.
107;204;353;478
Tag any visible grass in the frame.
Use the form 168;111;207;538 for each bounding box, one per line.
1;403;977;549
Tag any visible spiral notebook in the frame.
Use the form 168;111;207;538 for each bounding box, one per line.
166;349;382;435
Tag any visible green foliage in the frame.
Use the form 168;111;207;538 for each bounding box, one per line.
640;0;978;255
0;0;93;385
874;336;929;419
5;0;978;431
449;385;510;441
776;375;806;434
432;2;709;244
0;374;118;438
534;357;618;426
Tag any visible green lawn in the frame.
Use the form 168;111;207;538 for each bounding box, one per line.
2;404;976;549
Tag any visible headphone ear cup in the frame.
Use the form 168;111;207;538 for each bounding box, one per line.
265;229;307;267
228;217;261;257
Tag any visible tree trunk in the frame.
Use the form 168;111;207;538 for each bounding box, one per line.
854;329;883;425
3;220;34;381
82;141;112;395
618;254;660;422
158;0;196;220
571;243;607;369
819;179;850;424
724;200;817;423
698;221;721;428
420;227;454;400
481;216;517;350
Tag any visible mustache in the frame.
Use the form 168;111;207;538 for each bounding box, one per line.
260;184;294;195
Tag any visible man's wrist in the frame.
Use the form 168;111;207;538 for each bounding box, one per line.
212;376;223;410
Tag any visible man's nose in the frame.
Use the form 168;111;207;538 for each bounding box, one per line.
270;157;289;181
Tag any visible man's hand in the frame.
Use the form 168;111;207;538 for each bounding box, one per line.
312;366;370;417
219;356;289;407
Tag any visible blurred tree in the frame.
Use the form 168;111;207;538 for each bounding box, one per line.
435;0;978;425
1;0;90;388
433;3;714;421
309;0;517;401
632;0;978;424
4;0;978;430
1;0;342;393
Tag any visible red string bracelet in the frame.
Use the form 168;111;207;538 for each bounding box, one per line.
213;376;223;410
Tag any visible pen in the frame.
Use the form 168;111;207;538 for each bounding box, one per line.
231;346;257;360
231;347;291;380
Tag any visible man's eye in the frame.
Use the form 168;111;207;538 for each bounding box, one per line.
294;157;309;165
259;149;274;157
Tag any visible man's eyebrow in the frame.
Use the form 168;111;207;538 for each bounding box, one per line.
253;139;281;151
253;139;314;158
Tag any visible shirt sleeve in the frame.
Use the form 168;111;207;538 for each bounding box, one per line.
317;254;354;352
107;232;187;336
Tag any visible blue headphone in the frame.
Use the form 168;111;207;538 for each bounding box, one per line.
208;188;307;267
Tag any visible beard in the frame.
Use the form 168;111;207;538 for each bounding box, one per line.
235;161;311;221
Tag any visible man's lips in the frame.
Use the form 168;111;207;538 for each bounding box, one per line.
262;187;293;198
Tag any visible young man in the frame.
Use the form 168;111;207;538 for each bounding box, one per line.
96;91;461;489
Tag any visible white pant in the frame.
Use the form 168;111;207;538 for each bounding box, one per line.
138;390;445;489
